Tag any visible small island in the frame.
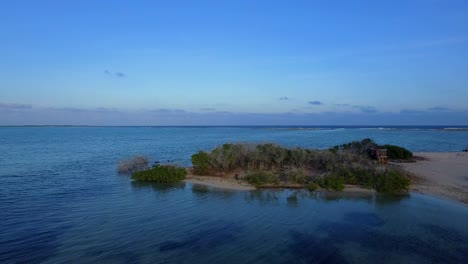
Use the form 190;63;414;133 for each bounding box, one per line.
117;139;468;204
118;139;416;194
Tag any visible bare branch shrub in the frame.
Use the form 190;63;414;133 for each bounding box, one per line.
117;155;149;174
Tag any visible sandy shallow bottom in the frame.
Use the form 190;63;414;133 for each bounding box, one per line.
397;152;468;204
186;152;468;205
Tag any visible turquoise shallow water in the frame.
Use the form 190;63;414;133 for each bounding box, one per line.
0;127;467;263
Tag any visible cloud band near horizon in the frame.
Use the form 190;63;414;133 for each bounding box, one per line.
1;103;467;126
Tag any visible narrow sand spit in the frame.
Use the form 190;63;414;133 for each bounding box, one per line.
396;152;468;204
185;175;375;194
185;175;255;191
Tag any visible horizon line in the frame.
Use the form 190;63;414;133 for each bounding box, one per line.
1;125;468;128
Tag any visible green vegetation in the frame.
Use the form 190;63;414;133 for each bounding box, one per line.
286;170;308;184
191;139;412;193
381;144;413;160
316;167;409;193
306;182;319;191
321;176;345;191
191;151;210;175
131;165;187;183
332;138;413;160
117;155;149;174
192;142;362;172
373;168;410;193
245;171;279;187
331;138;378;155
118;140;411;192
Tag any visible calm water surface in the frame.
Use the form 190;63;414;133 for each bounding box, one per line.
1;127;467;263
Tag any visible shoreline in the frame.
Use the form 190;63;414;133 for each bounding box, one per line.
185;176;378;197
185;152;468;204
397;152;468;204
185;175;377;194
185;175;255;191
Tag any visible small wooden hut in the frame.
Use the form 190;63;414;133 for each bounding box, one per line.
370;148;388;164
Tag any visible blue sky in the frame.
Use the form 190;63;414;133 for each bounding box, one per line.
1;0;468;125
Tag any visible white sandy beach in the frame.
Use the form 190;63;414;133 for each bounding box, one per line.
397;152;468;204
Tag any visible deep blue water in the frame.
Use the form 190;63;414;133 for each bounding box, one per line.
1;127;467;263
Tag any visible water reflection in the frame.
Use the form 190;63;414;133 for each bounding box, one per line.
130;181;186;194
244;189;282;205
286;193;299;208
158;220;243;252
190;184;237;199
307;211;468;263
317;191;375;203
316;191;410;206
374;193;411;205
342;212;385;227
243;188;410;207
287;230;350;264
191;184;210;194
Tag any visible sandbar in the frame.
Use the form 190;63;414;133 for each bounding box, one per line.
396;152;468;204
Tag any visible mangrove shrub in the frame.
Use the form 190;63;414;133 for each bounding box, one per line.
131;165;187;183
380;144;413;160
374;169;410;193
191;151;210;175
245;171;279;187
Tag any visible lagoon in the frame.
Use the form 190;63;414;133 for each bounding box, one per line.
1;127;467;263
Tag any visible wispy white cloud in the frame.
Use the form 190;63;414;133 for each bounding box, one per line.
1;104;466;126
148;108;186;114
104;70;126;78
335;103;351;107
0;102;32;110
428;106;450;111
308;101;323;106
353;105;378;113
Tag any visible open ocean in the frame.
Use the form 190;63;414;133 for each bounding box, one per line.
1;126;467;263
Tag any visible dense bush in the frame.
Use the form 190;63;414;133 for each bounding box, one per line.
190;140;411;193
191;151;210;175
353;169;375;189
245;171;279;187
117;155;149;174
320;175;345;191
332;139;413;160
380;144;413;160
131;165;187;183
190;142;370;174
286;170;308;184
314;165;409;193
306;182;320;191
331;138;377;155
333;167;373;186
374;168;410;193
